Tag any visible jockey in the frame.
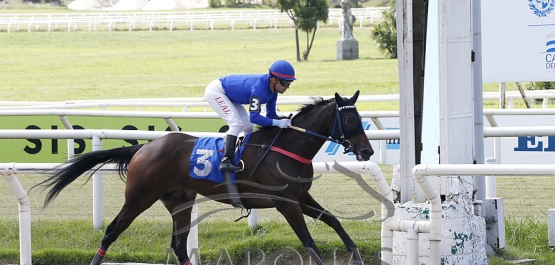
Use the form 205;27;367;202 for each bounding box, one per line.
205;60;296;171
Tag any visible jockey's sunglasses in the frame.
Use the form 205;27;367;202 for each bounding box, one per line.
278;78;293;87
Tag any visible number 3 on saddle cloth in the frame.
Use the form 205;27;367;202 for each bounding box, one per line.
189;134;251;183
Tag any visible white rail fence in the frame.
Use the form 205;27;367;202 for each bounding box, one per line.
2;122;555;224
1;93;554;264
5;158;555;264
0;7;388;32
0;160;389;265
0;94;398;111
2;104;554;165
0;90;552;110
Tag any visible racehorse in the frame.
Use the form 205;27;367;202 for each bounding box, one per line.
33;91;374;265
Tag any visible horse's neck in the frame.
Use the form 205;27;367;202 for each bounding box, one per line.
279;104;335;159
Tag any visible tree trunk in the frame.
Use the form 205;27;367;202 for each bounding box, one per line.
295;29;301;62
303;29;317;61
515;82;531;108
499;82;506;109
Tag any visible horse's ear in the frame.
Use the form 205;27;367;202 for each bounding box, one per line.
350;90;360;104
335;92;343;105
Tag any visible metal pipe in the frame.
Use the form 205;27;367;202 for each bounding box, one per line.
406;222;419;265
484;126;555;137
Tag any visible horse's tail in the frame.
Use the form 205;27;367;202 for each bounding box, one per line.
32;144;144;208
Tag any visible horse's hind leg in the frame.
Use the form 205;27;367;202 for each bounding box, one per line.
160;189;197;265
300;192;363;265
90;188;163;265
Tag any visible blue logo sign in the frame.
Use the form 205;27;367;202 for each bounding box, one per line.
529;0;555;17
546;33;555;72
548;34;555;53
514;136;555;152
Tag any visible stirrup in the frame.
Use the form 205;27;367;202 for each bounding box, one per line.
220;159;242;172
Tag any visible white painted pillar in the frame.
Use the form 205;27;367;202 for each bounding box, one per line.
438;0;475;198
421;0;440;198
92;136;103;229
397;0;416;204
472;0;486;217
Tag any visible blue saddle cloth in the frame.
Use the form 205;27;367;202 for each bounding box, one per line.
189;135;250;183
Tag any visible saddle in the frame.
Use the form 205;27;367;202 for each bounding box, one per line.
189;135;252;209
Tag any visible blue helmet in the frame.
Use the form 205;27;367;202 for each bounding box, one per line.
269;60;296;81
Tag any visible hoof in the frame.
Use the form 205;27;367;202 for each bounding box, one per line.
349;260;364;265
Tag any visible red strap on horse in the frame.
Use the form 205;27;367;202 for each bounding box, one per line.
270;146;312;164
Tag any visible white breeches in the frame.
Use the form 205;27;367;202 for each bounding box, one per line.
205;79;253;137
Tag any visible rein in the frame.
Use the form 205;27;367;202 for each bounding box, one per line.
245;104;356;176
247;114;292;178
288;104;354;154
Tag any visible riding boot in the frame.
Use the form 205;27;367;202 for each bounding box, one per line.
220;135;241;172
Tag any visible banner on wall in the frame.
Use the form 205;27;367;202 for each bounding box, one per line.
0;116;226;163
482;0;555;82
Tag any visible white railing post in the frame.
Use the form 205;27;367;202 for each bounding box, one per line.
57;116;74;160
187;202;199;265
2;170;32;265
485;157;497;198
92;136;103;229
248;209;258;230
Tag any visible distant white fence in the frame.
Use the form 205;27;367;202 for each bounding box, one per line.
0;7;388;32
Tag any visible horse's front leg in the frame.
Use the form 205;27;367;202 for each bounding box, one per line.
274;199;326;265
299;192;364;265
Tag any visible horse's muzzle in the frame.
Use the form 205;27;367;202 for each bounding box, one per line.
356;147;374;161
356;149;374;161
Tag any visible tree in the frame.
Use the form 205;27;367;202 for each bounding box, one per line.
276;0;329;61
371;0;397;58
526;81;555;104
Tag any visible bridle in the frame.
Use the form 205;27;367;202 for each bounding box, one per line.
288;103;362;154
245;101;364;177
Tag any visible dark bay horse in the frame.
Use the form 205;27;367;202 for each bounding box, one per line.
33;91;374;265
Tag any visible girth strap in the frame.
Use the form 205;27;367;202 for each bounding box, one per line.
269;146;312;164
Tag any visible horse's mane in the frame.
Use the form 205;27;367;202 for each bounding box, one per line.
296;97;334;117
257;97;335;131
